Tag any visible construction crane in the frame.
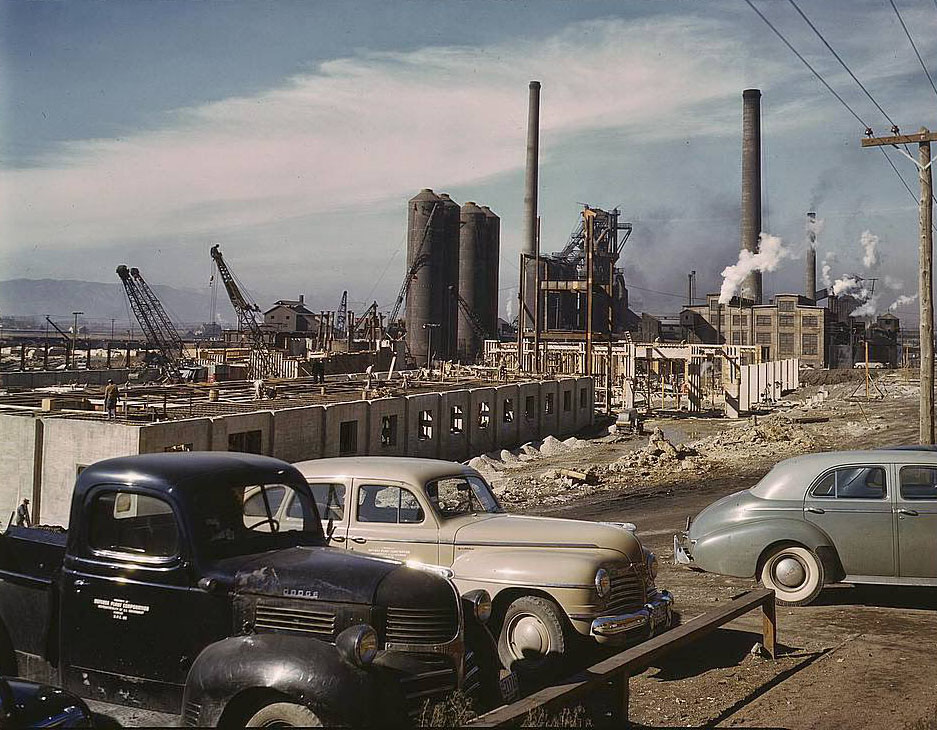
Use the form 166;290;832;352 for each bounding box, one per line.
449;286;490;341
209;244;278;378
335;291;348;338
129;268;184;354
388;203;439;332
352;301;381;338
44;316;74;368
116;265;182;381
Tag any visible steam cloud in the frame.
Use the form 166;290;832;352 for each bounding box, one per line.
821;252;837;290
860;230;879;269
850;297;878;319
718;233;792;305
889;294;917;311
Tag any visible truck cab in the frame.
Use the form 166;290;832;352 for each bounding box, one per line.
0;452;498;726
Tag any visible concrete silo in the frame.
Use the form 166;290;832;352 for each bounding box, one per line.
437;193;461;358
479;205;501;337
406;189;444;363
457;202;488;360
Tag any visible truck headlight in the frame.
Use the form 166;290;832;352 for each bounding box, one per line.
462;589;492;624
336;624;378;668
594;568;611;598
646;551;659;581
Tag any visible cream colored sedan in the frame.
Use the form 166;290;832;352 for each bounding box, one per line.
276;457;674;683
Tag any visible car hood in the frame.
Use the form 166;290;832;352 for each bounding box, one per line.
215;546;401;604
452;514;644;563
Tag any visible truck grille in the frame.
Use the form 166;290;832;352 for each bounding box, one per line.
398;655;459;717
254;602;336;640
605;569;645;614
385;607;458;645
182;700;201;727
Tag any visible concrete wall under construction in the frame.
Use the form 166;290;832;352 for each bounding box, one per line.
0;378;594;528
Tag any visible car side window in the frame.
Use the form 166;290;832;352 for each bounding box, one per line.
357;485;424;524
811;467;887;500
88;491;179;559
243;486;286;516
306;483;346;521
899;466;937;500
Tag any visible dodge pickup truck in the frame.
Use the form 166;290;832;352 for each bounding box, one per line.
0;452;500;727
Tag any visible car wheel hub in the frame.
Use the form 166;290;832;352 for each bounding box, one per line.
508;614;550;658
774;556;806;588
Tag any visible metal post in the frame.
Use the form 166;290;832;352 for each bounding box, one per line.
921;131;935;443
534;218;541;373
585;209;595;376
71;311;83;371
518;254;526;372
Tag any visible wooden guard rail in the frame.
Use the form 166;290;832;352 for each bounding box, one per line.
467;588;777;727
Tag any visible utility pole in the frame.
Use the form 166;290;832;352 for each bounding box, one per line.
862;127;937;443
72;311;83;371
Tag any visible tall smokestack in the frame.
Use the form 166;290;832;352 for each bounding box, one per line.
740;88;763;304
522;81;541;258
806;211;817;302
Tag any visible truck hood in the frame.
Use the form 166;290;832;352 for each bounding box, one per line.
452;514;644;563
215;546;401;604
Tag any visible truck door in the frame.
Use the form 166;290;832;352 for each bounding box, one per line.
346;481;439;564
894;464;937;578
60;486;228;713
803;464;896;577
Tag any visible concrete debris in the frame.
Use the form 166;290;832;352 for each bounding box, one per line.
538;435;567;456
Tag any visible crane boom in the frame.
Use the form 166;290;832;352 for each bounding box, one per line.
389;203;439;326
130;267;184;353
336;290;348;337
209;244;278;378
116;265;182;380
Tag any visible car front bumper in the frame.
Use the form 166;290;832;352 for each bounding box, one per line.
590;589;674;642
674;532;693;565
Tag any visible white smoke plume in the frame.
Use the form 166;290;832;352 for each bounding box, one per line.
850;296;878;319
889;294;917;311
806;216;825;238
860;230;879;269
821;251;837;290
718;233;792;305
830;275;871;299
884;275;904;290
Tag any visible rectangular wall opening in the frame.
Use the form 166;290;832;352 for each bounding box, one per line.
502;398;514;423
524;395;536;421
339;420;358;455
229;429;262;454
563;390;572;412
419;410;434;440
478;401;491;430
380;414;398;447
545;393;554;415
450;405;464;434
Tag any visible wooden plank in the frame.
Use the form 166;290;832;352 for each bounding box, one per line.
861;131;937;146
468;589;773;727
762;591;777;660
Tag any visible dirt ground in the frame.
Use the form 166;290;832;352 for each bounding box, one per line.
485;369;936;729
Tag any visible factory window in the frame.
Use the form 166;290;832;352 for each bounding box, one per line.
779;332;795;353
563;390;572;412
580;387;588;409
756;332;772;345
380;415;398;448
525;396;536;421
802;316;819;328
450;405;464;435
778;314;795;328
503;399;514;423
545;393;555;415
339;421;358;455
802;333;818;355
229;430;262;455
731;332;741;345
778;300;795;312
756;315;772;327
418;410;434;440
478;401;491;430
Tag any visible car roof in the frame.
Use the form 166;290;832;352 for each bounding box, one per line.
293;456;476;484
750;448;937;499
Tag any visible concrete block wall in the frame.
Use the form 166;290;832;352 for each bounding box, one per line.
494;384;520;450
0;414;39;527
139;418;212;454
322;401;369;458
210;412;274;455
517;382;542;444
366;397;406;457
439;390;471;463
272;406;325;462
406;393;441;460
557;378;577;434
575;377;595;432
468;387;497;456
539;380;559;438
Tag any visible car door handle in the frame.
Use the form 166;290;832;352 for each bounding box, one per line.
898;509;919;517
350;536;367;544
806;507;825;514
73;579;89;587
330;535;346;543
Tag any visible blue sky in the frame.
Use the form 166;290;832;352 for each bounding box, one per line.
1;0;935;322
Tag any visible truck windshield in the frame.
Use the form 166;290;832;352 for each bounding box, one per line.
189;482;324;559
425;475;503;519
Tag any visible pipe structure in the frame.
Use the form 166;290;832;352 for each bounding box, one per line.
522;81;541;258
740;89;763;304
806;211;817;302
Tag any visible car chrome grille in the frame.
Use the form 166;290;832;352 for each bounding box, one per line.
605;569;645;614
385;607;458;644
254;602;336;641
182;700;201;727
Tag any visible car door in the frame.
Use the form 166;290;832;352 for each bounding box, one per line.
804;464;896;577
895;464;937;579
346;480;439;563
296;480;350;547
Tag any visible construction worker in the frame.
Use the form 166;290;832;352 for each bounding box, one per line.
104;379;119;420
15;498;31;527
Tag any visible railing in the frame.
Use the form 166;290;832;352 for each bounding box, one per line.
466;588;776;727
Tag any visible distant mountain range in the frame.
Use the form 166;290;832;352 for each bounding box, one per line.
0;278;237;327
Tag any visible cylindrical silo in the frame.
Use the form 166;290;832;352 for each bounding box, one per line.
479;205;501;337
457;202;487;361
406;189;443;363
437;193;461;358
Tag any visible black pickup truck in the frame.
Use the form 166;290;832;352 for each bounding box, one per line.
0;452;499;727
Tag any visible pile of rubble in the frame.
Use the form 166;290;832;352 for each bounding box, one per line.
466;435;589;475
699;417;815;452
606;427;700;474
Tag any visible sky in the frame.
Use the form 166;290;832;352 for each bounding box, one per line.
1;0;935;324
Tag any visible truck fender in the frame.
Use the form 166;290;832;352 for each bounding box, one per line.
691;518;838;579
183;633;388;727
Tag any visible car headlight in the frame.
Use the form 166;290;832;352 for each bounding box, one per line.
594;568;611;598
462;589;492;624
336;624;378;668
646;551;659;581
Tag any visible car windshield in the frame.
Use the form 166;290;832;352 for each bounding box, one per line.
425;475;503;519
189;481;324;559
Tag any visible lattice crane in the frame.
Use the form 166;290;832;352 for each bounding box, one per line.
388;203;439;329
116;265;182;381
209;244;278;378
129;268;184;354
336;291;348;338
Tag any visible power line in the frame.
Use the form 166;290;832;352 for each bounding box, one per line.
888;0;937;101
